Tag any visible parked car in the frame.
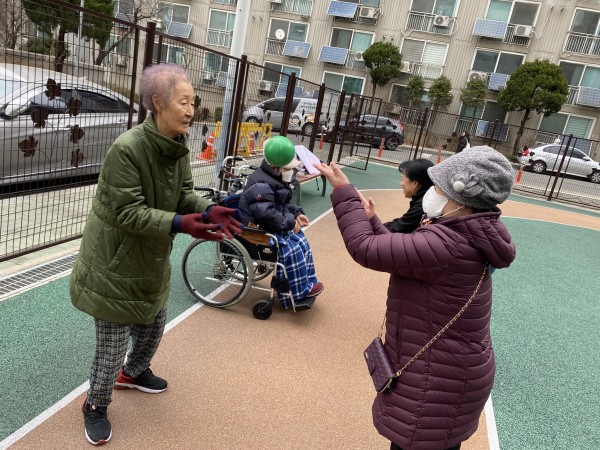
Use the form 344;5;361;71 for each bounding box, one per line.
520;143;600;183
326;114;405;151
0;63;137;188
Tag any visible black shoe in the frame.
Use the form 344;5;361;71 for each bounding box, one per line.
82;401;112;446
114;367;167;393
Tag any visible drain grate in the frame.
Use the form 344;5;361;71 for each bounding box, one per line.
0;253;78;300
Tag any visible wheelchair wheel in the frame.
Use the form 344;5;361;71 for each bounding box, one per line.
252;299;273;320
182;238;253;308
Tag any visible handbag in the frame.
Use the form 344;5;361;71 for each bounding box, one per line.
364;265;488;393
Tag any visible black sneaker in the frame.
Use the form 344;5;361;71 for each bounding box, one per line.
114;367;167;393
82;401;112;446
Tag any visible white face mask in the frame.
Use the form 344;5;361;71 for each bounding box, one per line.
422;186;448;218
281;170;294;183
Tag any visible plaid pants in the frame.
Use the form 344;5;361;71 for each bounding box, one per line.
274;230;318;309
87;308;167;407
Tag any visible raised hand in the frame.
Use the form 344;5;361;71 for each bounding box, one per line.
314;161;350;189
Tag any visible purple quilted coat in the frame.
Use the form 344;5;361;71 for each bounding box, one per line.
331;185;516;450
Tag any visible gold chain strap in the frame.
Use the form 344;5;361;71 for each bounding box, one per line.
380;265;488;381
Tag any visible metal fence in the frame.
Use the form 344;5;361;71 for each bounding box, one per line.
1;0;599;262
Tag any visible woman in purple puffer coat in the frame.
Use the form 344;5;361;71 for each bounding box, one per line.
316;147;516;450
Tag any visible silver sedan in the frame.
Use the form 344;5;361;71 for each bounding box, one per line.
0;63;137;188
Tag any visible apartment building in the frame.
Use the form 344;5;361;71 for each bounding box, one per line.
112;0;600;151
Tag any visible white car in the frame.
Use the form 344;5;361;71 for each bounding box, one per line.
0;63;138;188
521;143;600;184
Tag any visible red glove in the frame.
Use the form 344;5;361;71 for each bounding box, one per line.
204;206;242;239
177;214;224;241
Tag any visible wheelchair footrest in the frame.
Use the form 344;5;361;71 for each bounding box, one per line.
294;296;317;311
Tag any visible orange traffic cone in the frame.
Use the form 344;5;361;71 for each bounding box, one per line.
377;138;385;158
319;131;324;150
436;147;442;164
516;164;524;184
200;133;215;160
248;132;255;154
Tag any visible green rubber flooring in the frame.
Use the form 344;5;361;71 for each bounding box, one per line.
1;161;599;449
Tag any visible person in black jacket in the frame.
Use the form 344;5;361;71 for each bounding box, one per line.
456;131;470;153
359;159;434;234
238;136;323;308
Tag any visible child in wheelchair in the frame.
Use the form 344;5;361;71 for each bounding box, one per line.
237;136;324;309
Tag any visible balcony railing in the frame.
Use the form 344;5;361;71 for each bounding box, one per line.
206;29;232;48
271;0;313;16
266;38;285;56
406;12;453;36
211;0;237;4
564;33;600;57
411;62;443;81
474;20;532;46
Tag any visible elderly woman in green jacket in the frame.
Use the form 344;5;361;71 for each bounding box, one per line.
70;63;241;446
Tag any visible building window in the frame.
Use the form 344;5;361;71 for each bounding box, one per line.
485;0;538;26
410;0;458;17
323;72;364;95
472;49;524;74
565;9;600;55
390;84;430;107
158;2;190;24
266;19;308;56
207;9;236;48
153;43;185;65
330;28;373;52
263;62;302;84
538;113;595;152
401;38;447;80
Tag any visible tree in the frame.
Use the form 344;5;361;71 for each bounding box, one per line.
428;75;453;112
363;41;402;98
93;0;163;66
425;75;453;145
497;59;568;154
0;0;27;49
460;77;487;131
22;0;81;71
405;75;425;109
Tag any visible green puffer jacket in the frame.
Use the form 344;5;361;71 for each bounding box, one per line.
70;116;212;324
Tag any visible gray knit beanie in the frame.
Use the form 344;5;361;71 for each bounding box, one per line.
427;146;514;209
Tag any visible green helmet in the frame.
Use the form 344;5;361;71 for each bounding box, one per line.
264;136;299;169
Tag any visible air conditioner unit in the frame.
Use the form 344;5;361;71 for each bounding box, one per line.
115;55;127;67
433;15;450;27
359;6;379;19
399;61;411;73
514;25;533;37
203;72;215;81
259;80;274;91
354;52;364;62
468;70;488;83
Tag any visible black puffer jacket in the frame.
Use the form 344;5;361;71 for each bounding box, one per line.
238;160;304;233
383;187;427;233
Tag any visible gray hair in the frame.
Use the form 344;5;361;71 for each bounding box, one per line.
139;63;191;113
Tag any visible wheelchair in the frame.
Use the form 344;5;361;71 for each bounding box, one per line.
181;157;317;320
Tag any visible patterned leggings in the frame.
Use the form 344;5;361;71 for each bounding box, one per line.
87;308;167;407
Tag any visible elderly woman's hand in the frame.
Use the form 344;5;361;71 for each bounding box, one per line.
315;162;350;189
357;191;376;219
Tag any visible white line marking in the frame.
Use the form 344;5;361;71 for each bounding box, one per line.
485;396;501;450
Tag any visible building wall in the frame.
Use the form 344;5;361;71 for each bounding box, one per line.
185;0;599;146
